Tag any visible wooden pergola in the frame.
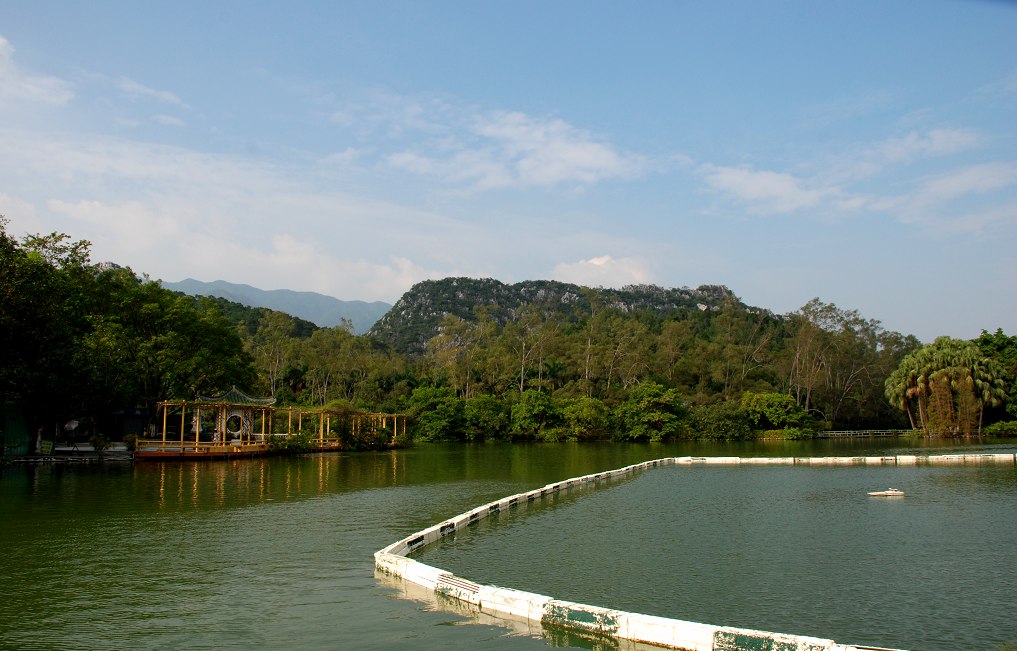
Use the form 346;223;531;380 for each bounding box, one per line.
136;387;407;459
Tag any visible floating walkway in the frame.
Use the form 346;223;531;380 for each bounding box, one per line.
375;452;1016;651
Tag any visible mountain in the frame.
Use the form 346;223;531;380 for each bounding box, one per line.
161;279;391;334
368;277;743;354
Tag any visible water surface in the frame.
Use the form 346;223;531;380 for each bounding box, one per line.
2;439;1015;650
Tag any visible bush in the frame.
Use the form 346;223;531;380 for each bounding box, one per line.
407;386;464;441
123;433;138;452
510;390;560;440
740;392;808;429
88;432;111;455
759;427;814;440
614;382;687;442
690;402;752;440
982;421;1017;438
267;432;315;454
560;396;610;441
463;394;510;441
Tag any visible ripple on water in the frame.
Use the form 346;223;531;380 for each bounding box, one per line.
414;463;1017;651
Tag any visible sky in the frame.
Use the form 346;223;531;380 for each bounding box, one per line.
1;1;1015;342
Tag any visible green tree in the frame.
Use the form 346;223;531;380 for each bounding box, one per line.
740;391;808;429
559;396;610;441
885;337;1007;435
0;222;91;447
690;401;752;440
406;386;464;441
249;311;301;398
976;329;1017;419
510;389;560;439
463;393;509;441
614;382;687;441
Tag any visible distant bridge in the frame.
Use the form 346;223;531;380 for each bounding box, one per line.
816;429;915;438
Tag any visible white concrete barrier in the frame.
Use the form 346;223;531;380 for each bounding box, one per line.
376;452;1014;650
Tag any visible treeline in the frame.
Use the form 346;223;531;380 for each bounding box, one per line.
1;223;254;444
3;220;1015;446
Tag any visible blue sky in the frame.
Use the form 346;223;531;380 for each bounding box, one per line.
1;1;1014;342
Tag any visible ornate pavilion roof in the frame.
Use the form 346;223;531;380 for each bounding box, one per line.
195;386;276;407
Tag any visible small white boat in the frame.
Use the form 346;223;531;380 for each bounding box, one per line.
868;488;905;497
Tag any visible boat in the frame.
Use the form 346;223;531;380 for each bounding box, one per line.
868;488;905;497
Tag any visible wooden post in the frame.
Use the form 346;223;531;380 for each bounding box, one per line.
161;403;168;445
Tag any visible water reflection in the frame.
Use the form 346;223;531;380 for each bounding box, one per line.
2;439;1015;651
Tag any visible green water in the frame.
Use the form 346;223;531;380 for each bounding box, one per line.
1;440;1015;651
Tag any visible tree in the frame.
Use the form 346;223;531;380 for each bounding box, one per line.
463;393;509;441
740;391;808;430
690;401;752;440
0;222;91;447
654;318;695;384
560;396;610;441
510;389;560;439
885;337;1007;435
406;386;464;441
614;382;687;441
249;311;301;398
975;329;1017;419
783;299;917;428
709;299;775;400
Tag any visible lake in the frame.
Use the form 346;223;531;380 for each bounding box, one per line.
1;439;1015;651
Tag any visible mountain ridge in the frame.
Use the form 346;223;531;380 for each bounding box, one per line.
368;277;747;354
161;278;391;334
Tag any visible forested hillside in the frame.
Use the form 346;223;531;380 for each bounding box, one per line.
369;277;740;354
3;220;1015;451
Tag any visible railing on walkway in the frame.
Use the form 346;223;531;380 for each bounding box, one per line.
134;440;272;457
816;429;914;438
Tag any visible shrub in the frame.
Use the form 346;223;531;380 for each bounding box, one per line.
982;421;1017;438
614;382;687;442
123;433;139;452
740;392;808;429
463;394;510;441
88;432;111;455
690;402;752;440
267;432;315;454
759;427;814;440
560;396;610;441
510;390;560;440
407;386;464;441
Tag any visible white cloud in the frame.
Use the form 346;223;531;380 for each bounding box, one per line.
46;198;184;258
387;109;644;190
920;162;1017;201
0;127;491;302
153;114;185;127
551;255;652;288
876;129;981;165
0;35;74;107
701;165;836;214
862;161;1017;232
823;128;985;184
117;76;187;107
0;192;42;231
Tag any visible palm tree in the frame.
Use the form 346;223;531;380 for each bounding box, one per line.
885;337;1007;435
